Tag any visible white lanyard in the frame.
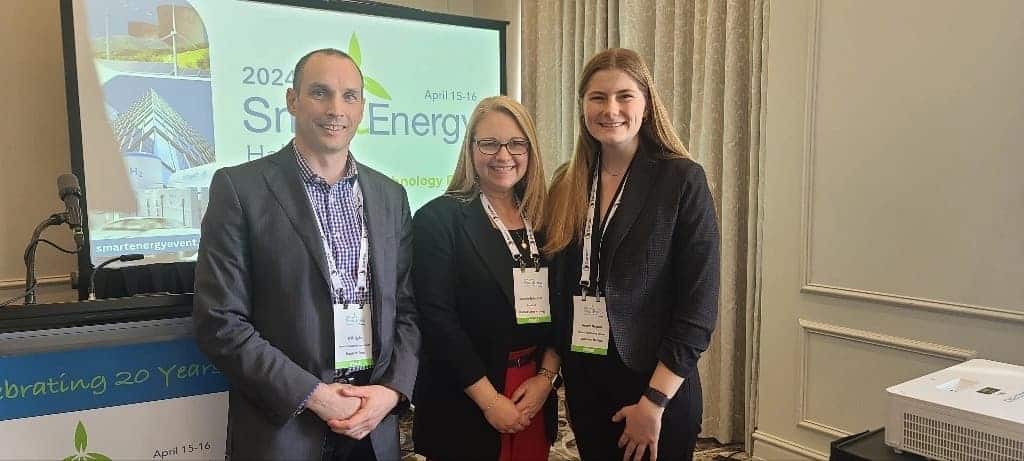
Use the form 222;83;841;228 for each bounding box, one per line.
306;179;370;304
579;163;629;295
480;194;541;268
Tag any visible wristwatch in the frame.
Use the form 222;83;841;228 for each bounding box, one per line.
642;386;670;408
538;367;562;390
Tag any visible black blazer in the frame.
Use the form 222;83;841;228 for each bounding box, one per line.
553;147;720;379
411;194;558;460
192;145;419;461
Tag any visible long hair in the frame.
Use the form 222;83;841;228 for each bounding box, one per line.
543;48;690;255
446;95;548;228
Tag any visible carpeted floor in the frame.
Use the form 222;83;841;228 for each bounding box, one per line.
400;389;747;460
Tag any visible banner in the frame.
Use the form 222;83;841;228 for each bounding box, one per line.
0;338;228;460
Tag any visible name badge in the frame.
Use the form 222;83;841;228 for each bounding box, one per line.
513;267;550;324
333;303;373;369
570;295;609;355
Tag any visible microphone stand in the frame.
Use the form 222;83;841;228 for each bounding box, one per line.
88;254;144;300
22;212;69;305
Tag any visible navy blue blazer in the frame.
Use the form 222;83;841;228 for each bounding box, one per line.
552;146;721;379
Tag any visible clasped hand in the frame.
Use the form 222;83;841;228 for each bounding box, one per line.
311;383;399;440
485;375;551;434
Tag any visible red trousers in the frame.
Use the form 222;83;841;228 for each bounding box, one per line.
499;347;549;461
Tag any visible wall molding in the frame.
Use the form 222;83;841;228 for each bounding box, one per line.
797;419;848;439
752;430;828;461
795;0;1024;325
745;0;772;450
796;318;976;437
0;274;70;290
798;0;822;293
798;319;978;361
802;284;1024;324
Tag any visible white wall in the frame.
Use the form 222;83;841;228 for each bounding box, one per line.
752;1;1024;459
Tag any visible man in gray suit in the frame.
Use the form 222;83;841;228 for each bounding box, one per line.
193;48;419;461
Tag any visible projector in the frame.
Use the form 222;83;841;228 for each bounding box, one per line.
885;359;1024;460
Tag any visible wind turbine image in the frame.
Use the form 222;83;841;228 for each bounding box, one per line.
161;3;179;77
104;6;110;59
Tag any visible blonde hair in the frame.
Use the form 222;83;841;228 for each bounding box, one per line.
447;95;548;228
543;48;690;255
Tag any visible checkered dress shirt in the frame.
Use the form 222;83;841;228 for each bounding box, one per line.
294;148;373;376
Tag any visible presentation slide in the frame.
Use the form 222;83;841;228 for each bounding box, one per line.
67;0;502;266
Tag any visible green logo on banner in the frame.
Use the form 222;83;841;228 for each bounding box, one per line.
348;32;392;101
63;421;111;461
349;32;392;135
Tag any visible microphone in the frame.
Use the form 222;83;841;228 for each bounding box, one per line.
88;254;144;300
57;174;85;250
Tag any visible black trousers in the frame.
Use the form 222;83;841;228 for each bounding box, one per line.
325;434;376;461
562;342;702;461
324;369;378;461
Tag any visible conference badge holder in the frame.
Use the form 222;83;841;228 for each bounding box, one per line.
571;284;610;355
480;194;551;325
333;303;373;369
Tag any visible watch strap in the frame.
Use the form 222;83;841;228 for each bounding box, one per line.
642;386;670;408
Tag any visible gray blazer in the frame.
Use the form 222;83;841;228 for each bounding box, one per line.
192;143;419;461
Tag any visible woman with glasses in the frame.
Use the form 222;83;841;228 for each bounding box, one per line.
412;96;560;461
545;48;720;461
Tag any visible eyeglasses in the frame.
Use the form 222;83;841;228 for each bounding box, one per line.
473;138;530;156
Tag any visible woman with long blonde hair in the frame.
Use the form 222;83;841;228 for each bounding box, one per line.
413;96;560;460
545;48;720;461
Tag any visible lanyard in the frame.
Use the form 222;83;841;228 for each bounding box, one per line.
306;179;370;304
579;162;629;296
480;193;540;268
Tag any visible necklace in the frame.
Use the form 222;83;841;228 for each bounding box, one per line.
509;229;528;249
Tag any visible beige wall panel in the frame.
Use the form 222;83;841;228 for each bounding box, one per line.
799;320;970;437
754;0;816;452
755;0;1024;458
379;0;476;18
805;0;1024;313
0;2;77;293
380;0;449;13
752;431;827;461
445;0;476;16
756;298;1023;455
0;279;78;306
474;0;520;100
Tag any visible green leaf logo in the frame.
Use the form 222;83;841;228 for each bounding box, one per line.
365;76;392;100
64;421;111;461
75;421;87;453
347;33;392;102
348;33;362;67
